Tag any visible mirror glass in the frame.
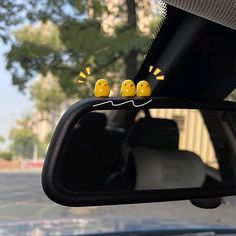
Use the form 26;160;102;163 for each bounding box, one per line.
58;108;236;192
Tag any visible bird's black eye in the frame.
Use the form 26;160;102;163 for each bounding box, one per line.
125;84;127;86
99;83;101;85
141;84;143;86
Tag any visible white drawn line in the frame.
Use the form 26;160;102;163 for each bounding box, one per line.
93;99;152;108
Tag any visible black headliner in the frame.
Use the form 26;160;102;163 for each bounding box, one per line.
135;5;236;100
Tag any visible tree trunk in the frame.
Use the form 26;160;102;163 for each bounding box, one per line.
125;0;138;79
125;50;138;79
126;0;137;29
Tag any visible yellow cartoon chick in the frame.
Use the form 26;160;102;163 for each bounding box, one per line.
136;80;151;97
120;80;136;97
94;79;110;97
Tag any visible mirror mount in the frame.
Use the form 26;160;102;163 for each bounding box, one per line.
190;198;222;209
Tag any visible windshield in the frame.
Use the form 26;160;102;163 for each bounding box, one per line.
0;0;236;235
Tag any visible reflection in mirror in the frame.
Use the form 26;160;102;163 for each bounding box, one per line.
59;109;236;193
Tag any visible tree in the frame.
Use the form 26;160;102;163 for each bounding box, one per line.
9;115;38;159
0;0;164;97
0;135;5;152
31;75;65;113
30;73;66;128
0;1;28;44
0;135;4;144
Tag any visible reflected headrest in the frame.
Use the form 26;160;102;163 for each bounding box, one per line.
77;112;107;130
132;147;205;190
125;118;179;150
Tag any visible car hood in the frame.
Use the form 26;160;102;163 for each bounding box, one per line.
0;216;236;236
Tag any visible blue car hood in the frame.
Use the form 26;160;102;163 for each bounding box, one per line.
0;216;235;235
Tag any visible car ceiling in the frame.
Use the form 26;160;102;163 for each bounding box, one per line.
164;0;236;30
135;5;236;100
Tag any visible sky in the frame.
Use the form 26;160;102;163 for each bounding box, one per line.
0;41;33;148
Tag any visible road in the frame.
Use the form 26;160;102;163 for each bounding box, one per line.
0;172;236;226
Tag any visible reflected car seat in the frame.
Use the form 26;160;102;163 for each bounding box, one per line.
117;117;219;190
60;112;114;191
123;117;179;151
132;147;205;190
106;117;180;190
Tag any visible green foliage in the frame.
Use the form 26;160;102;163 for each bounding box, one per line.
15;22;64;51
0;152;14;161
0;1;26;43
9;115;38;159
0;136;5;144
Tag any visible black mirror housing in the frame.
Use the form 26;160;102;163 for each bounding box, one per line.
42;97;236;207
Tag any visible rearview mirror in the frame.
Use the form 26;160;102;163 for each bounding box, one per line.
42;97;236;207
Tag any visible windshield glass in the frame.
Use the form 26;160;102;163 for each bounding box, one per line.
0;0;236;235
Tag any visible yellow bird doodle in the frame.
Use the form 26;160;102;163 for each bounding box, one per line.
93;79;110;97
136;80;151;97
120;80;136;97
